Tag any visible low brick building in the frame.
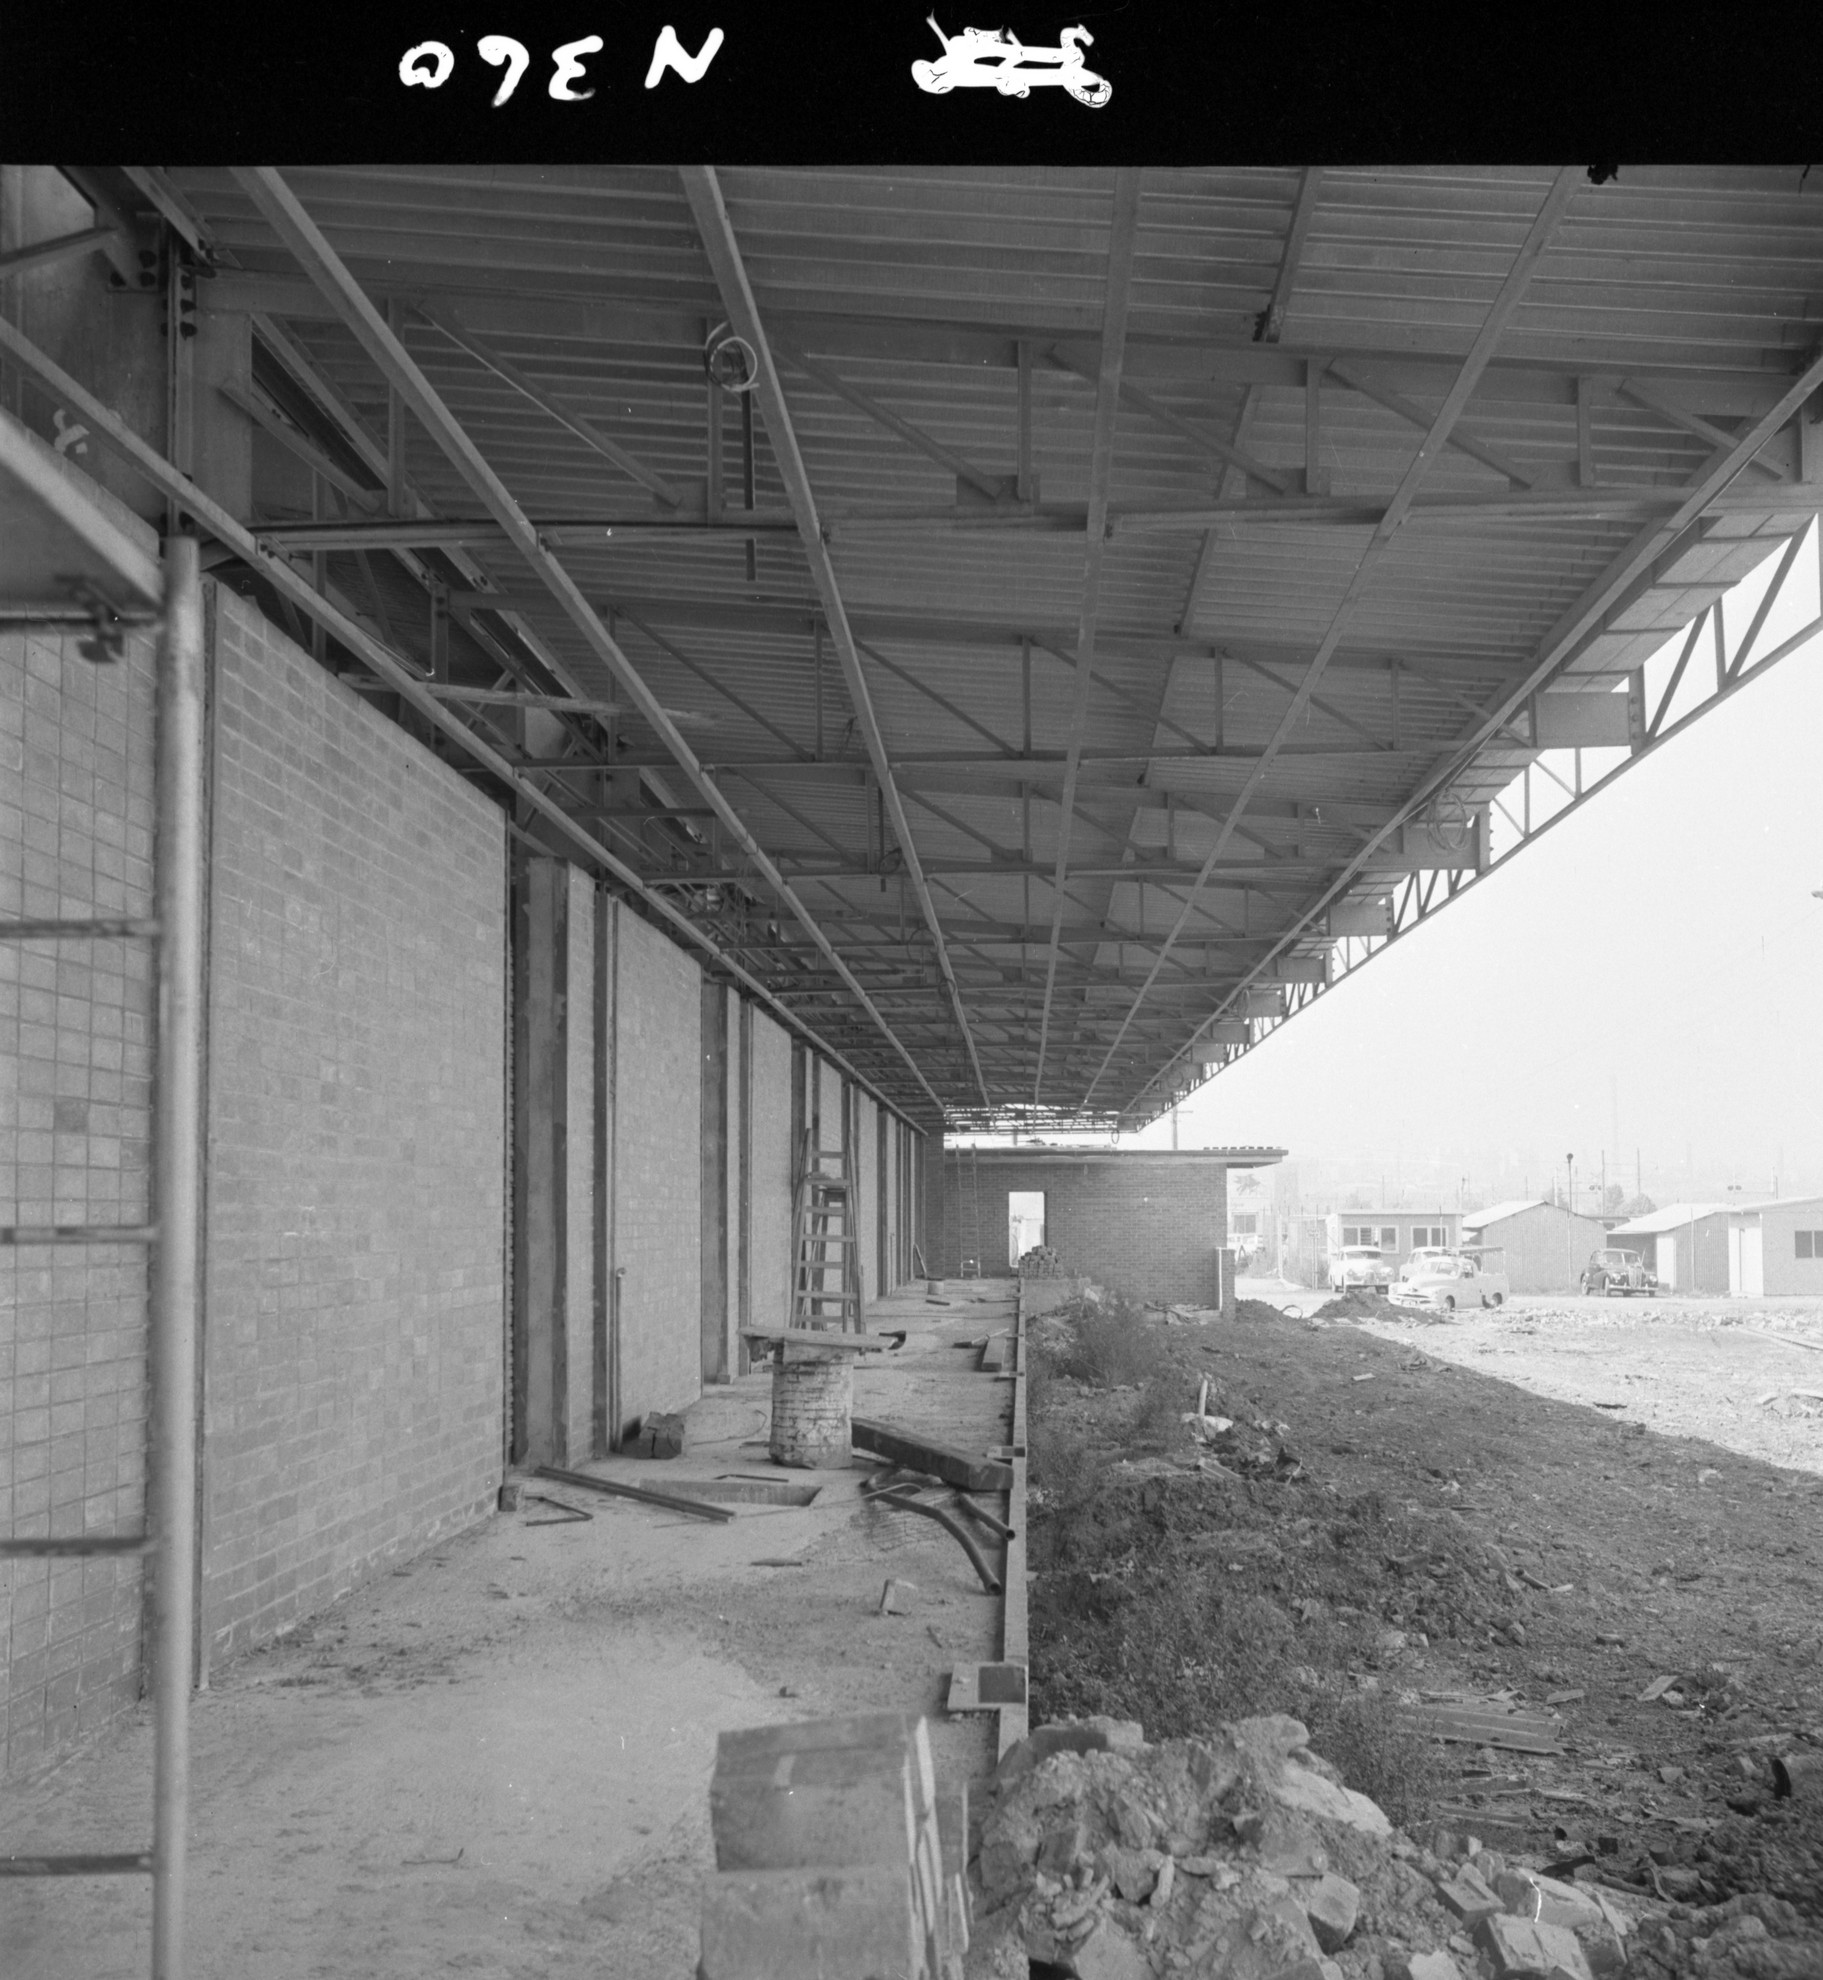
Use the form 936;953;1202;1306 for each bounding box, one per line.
935;1147;1285;1311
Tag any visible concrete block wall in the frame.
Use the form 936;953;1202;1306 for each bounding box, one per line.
610;902;701;1435
936;1152;1232;1307
0;621;157;1779
747;1009;794;1339
201;586;507;1666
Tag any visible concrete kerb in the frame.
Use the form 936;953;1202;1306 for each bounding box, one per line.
999;1284;1031;1760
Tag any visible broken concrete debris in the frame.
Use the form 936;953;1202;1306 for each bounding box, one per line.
965;1710;1670;1980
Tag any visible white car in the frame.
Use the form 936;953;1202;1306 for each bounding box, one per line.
1391;1246;1509;1312
1329;1245;1393;1293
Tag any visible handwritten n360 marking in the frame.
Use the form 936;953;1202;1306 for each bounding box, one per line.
399;25;725;103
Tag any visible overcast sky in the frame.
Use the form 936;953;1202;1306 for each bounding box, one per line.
1057;525;1823;1208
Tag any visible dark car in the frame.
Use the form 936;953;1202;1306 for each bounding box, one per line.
1581;1247;1660;1296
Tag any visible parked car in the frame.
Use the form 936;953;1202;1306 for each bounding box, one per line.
1390;1246;1510;1312
1581;1247;1660;1296
1329;1245;1392;1293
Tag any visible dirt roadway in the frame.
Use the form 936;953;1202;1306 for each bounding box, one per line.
1027;1291;1823;1932
1346;1293;1823;1481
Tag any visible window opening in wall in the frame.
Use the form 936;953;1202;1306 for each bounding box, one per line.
1797;1229;1821;1259
1008;1190;1046;1268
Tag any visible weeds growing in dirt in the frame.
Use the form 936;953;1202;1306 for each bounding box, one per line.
1036;1290;1169;1390
1025;1291;1449;1827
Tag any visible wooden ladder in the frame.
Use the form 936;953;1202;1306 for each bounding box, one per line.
957;1145;983;1277
792;1132;864;1332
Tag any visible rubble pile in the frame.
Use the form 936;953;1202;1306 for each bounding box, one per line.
966;1718;1823;1980
1662;1793;1823;1924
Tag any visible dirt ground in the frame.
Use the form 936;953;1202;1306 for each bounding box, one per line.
0;1285;1015;1979
1024;1288;1823;1970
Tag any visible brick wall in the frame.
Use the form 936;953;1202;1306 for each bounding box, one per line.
1;619;157;1779
200;585;507;1666
609;902;700;1434
936;1152;1231;1306
747;1008;794;1339
563;868;596;1460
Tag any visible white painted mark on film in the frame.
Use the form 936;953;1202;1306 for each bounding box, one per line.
477;36;532;106
911;16;1111;106
548;34;605;99
645;24;726;87
398;41;456;88
399;28;722;100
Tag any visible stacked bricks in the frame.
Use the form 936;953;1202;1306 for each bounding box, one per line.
198;585;507;1669
768;1356;853;1468
1;620;157;1780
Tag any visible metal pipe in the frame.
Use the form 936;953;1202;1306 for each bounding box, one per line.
151;536;205;1980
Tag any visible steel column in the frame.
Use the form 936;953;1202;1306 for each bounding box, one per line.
150;536;205;1980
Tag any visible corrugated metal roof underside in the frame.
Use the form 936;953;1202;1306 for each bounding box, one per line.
163;164;1823;1123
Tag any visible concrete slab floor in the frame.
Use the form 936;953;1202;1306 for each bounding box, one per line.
0;1283;1016;1979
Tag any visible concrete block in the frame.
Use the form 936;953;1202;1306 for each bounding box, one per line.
1393;1954;1464;1980
698;1862;919;1980
1475;1912;1595;1980
639;1410;686;1459
995;1715;1146;1787
1436;1863;1503;1924
1304;1872;1361;1951
879;1578;920;1616
1072;1914;1151;1980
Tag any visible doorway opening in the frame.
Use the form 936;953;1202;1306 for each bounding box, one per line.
1008;1190;1046;1269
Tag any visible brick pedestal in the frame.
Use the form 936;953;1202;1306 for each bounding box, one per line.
769;1356;853;1468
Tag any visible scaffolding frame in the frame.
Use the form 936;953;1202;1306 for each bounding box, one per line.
0;421;205;1978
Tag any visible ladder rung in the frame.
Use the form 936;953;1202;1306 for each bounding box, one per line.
0;1534;153;1558
0;1853;154;1877
0;918;160;941
0;1224;159;1247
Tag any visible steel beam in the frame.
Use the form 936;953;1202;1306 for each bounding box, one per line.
231;166;943;1115
0;308;934;1125
1178;165;1323;634
0;224;123;277
679;164;989;1112
1034;168;1141;1103
1088;166;1583;1106
775;338;1010;501
414;301;687;508
1325;359;1536;488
